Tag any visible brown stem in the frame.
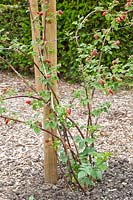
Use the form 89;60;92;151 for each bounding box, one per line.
67;129;81;163
0;51;59;105
3;95;45;102
0;114;62;141
57;127;75;186
67;117;85;139
59;132;86;193
0;55;38;95
67;158;86;193
57;156;73;191
80;63;92;138
97;26;112;73
62;124;81;164
58;123;79;164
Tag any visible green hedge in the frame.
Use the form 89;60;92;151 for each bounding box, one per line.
57;0;132;81
0;0;132;79
0;1;31;74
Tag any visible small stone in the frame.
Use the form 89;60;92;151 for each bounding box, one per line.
122;182;127;186
52;185;57;190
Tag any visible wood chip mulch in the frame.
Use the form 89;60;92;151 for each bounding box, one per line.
0;72;133;200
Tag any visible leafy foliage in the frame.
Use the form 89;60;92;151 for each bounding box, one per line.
0;1;32;73
0;0;132;80
57;0;132;81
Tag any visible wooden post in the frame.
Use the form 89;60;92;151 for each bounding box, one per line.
42;0;58;184
29;0;42;91
29;0;58;184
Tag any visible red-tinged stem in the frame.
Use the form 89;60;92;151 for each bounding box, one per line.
0;115;62;142
3;95;44;102
67;116;85;139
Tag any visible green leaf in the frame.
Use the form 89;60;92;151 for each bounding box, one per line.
72;89;82;98
33;126;40;134
90;169;103;180
95;170;102;180
28;195;35;200
53;139;61;150
80;98;90;106
85;138;95;144
98;163;108;171
44;120;57;130
0;107;6;114
89;169;97;179
78;171;86;179
94;6;104;11
79;141;86;150
58;149;67;164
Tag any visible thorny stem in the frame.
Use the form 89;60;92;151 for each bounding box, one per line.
0;114;64;143
80;65;93;164
57;127;77;188
1;110;84;191
0;113;84;191
1;115;26;124
67;117;84;139
0;53;85;188
61;123;81;164
0;39;45;77
75;10;97;46
51;110;80;163
98;26;112;73
59;125;78;163
75;11;100;139
60;136;86;193
0;55;59;106
0;45;59;105
80;63;92;138
75;12;112;136
91;26;112;99
67;129;81;163
0;55;38;94
67;158;86;193
57;156;73;191
3;95;45;103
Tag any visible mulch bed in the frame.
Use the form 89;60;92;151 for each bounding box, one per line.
0;72;133;200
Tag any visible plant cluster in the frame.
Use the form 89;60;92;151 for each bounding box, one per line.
0;0;133;193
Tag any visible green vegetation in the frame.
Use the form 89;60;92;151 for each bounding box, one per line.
0;0;132;192
0;0;132;82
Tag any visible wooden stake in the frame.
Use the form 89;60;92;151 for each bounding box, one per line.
42;0;58;184
29;0;42;91
29;0;58;184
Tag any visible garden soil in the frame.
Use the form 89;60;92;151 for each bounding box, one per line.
0;72;133;200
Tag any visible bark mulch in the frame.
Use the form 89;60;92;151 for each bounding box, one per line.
0;72;133;200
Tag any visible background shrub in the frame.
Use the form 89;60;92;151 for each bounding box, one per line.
0;1;31;74
57;0;132;81
0;0;132;80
